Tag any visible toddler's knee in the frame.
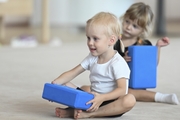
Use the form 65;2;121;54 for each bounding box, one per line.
123;94;136;109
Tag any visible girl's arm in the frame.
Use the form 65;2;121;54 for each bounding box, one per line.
156;46;161;65
156;37;170;65
52;64;85;85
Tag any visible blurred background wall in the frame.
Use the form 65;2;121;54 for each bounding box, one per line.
1;0;180;45
30;0;133;27
4;0;180;26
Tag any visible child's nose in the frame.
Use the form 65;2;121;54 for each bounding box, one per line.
88;39;93;45
127;24;132;29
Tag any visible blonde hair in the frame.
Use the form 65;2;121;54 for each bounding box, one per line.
121;2;154;39
86;12;121;40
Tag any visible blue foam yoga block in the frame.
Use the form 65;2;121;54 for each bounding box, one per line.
128;46;157;89
42;83;94;110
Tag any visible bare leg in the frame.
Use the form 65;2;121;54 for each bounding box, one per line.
128;88;155;102
55;107;74;118
74;94;136;119
80;85;91;92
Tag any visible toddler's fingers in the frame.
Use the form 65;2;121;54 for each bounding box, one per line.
86;99;93;105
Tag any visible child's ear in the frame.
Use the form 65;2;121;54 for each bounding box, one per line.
109;35;116;45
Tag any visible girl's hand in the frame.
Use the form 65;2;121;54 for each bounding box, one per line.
124;51;131;62
86;92;104;112
156;37;170;47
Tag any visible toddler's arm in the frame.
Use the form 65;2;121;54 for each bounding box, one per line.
52;64;85;85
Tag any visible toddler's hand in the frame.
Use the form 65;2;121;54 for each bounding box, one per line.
156;37;170;47
51;80;55;84
86;92;103;112
51;79;58;84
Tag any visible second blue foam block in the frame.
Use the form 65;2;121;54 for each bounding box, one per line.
128;46;157;89
42;83;94;110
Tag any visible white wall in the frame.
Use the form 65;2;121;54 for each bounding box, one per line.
166;0;180;19
134;0;180;20
30;0;134;26
5;0;180;26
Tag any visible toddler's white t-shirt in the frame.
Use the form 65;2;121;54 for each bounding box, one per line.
81;52;130;94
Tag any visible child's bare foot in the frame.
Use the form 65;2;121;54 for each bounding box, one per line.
55;107;74;118
74;109;92;119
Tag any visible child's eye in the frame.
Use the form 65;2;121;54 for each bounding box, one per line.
93;37;98;41
133;25;137;28
87;36;90;40
125;20;129;23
